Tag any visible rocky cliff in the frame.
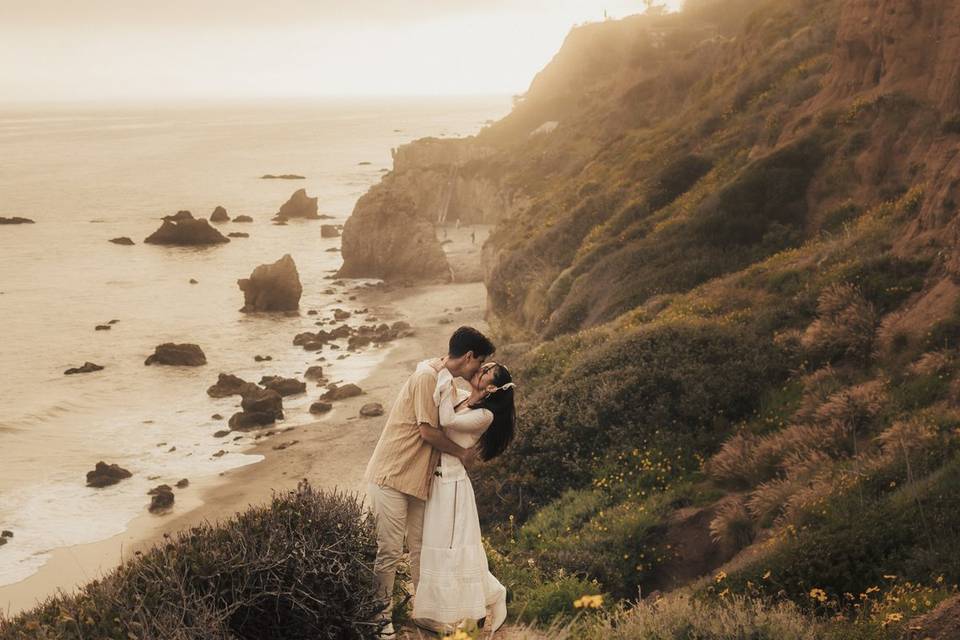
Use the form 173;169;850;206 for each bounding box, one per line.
340;0;960;341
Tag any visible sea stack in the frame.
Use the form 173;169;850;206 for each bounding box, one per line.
210;206;230;222
237;254;302;312
273;189;320;221
144;211;230;245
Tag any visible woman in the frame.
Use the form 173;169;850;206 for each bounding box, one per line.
412;361;516;635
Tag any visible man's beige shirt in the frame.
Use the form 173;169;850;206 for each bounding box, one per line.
363;358;443;501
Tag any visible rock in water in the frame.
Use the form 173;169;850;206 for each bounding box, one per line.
309;401;333;414
148;485;175;513
228;232;249;238
210;206;230;222
228;387;284;430
321;224;340;238
0;217;35;224
259;375;307;396
64;361;104;375
237;254;302;312
109;236;135;245
274;188;319;221
207;373;258;398
86;461;132;487
175;478;189;488
144;217;230;245
337;184;450;282
260;174;305;180
233;215;253;223
145;343;207;366
241;388;284;418
360;402;384;417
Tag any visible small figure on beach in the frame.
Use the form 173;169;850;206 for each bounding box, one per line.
364;326;515;637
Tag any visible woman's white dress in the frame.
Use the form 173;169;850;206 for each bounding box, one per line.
412;370;507;624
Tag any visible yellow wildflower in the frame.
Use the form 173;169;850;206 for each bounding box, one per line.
809;588;828;603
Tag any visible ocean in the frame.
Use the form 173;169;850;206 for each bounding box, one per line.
0;96;510;587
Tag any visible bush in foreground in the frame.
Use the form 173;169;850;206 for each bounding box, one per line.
0;481;382;640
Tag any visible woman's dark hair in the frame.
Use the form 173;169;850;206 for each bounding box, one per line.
470;363;516;461
449;326;496;359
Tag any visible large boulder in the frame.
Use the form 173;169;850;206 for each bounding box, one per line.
337;184;450;282
237;254;302;312
86;461;132;487
207;373;258;398
274;188;320;221
144;215;229;245
145;343;207;366
210;206;230;222
229;387;284;430
241;388;284;419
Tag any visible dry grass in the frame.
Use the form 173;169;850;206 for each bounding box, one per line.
800;283;878;363
709;496;755;550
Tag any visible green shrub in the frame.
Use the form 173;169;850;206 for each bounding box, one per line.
474;319;789;524
689;136;824;247
515;575;604;624
0;482;382;640
646;154;714;212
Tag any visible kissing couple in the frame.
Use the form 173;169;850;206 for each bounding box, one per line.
363;326;516;637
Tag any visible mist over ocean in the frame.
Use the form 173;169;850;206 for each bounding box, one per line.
0;96;510;587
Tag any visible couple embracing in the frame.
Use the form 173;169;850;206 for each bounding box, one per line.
364;326;516;637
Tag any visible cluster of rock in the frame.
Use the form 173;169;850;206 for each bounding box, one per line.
145;343;207;366
292;320;413;353
237;254;302;312
206;372;305;430
144;211;229;245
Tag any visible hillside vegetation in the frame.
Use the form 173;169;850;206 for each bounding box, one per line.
335;0;960;636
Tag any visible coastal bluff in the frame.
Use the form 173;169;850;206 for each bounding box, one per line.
336;136;524;282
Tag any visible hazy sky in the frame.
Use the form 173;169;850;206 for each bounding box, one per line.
0;0;681;104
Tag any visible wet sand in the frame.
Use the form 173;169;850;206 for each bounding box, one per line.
1;227;489;617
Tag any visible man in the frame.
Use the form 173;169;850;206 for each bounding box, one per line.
364;326;496;638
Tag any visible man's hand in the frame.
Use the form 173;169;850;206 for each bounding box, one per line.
459;446;479;471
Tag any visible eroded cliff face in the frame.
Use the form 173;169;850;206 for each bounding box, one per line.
336;137;527;281
336;181;450;282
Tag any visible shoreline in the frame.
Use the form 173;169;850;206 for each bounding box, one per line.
1;276;488;617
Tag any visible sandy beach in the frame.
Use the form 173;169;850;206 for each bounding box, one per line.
0;226;490;617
